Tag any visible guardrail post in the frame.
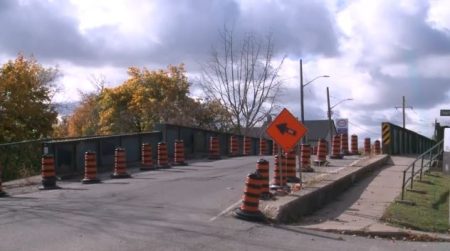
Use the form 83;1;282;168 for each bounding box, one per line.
419;156;424;181
410;163;415;190
401;170;406;200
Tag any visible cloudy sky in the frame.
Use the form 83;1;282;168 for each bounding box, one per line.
1;0;450;141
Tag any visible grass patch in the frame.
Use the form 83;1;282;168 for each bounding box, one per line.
382;171;450;233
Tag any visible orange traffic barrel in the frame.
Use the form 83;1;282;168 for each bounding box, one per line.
374;140;381;155
259;138;267;156
341;133;350;155
234;171;265;222
330;135;343;159
300;144;314;172
111;147;131;178
272;142;279;155
286;150;299;183
351;134;359;155
140;143;154;171
364;138;371;155
82;151;101;184
39;154;60;190
208;136;221;160
271;154;287;189
314;139;328;166
256;159;272;200
243;137;251;156
229;135;239;157
157;142;171;168
0;164;7;197
174;140;187;166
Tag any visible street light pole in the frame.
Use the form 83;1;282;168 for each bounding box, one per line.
326;86;353;154
327;87;333;153
300;59;304;143
299;59;329;143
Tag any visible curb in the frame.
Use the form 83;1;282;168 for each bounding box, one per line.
310;227;450;242
260;155;390;223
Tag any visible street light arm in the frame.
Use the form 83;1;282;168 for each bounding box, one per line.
304;75;330;87
330;98;353;110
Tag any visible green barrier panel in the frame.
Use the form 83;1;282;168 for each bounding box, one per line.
381;122;435;155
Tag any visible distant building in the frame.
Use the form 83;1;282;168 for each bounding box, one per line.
242;119;336;146
303;120;337;146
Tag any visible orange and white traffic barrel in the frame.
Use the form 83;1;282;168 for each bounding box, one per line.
351;134;359;155
341;133;350;155
286;150;299;183
40;154;60;190
374;140;381;155
256;159;271;200
111;147;131;178
174;140;187;166
229;135;239;157
271;154;287;189
243;137;251;156
330;135;343;159
82;151;101;184
300;144;314;172
272;142;279;155
209;136;221;160
312;145;318;156
234;171;265;222
259;138;267;156
364;138;371;155
140;143;153;171
157;142;171;168
314;139;328;166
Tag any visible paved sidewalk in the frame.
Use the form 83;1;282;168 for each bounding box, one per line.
297;156;450;239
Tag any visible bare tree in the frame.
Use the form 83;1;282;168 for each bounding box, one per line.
201;28;285;134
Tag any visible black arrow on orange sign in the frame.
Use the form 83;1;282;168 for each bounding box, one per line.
276;123;297;136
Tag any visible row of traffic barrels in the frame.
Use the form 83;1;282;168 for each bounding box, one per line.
210;136;272;159
37;141;187;190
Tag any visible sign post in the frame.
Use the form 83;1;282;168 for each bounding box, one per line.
266;108;308;191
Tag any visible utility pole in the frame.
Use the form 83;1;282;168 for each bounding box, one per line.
300;59;305;144
327;87;333;154
395;96;413;129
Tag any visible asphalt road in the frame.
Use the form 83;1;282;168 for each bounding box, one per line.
0;156;448;251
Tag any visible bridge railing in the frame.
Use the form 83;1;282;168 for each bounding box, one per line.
399;139;443;201
382;122;436;155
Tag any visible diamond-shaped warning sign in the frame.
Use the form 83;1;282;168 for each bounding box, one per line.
266;108;307;152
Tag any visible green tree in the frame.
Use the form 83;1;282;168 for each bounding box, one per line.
0;54;58;143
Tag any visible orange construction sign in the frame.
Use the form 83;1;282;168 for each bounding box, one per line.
266;108;307;152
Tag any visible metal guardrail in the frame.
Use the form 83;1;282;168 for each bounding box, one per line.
400;139;443;201
0;139;46;182
382;122;436;155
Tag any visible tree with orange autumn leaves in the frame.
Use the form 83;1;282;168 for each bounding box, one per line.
62;65;232;137
0;55;58;143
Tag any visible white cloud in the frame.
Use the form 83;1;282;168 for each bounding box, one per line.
1;0;450;140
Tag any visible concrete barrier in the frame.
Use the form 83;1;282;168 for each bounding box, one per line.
260;154;390;223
